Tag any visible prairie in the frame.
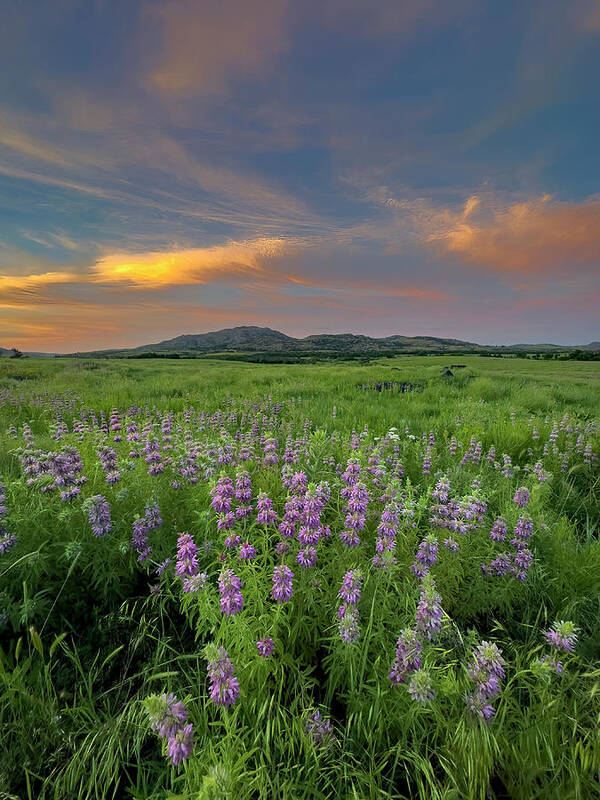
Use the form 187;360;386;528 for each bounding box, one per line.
0;355;598;800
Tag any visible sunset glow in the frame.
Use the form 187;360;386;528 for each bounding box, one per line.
0;0;598;351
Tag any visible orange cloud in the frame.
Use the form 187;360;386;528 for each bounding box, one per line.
0;271;77;307
93;237;291;287
428;194;600;273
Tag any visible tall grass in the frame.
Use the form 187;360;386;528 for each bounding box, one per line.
0;355;598;799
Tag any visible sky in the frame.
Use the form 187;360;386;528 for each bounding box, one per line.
0;0;599;352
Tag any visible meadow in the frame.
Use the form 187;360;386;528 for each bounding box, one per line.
0;355;599;800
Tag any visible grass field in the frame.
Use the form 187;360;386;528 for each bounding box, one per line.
0;356;599;799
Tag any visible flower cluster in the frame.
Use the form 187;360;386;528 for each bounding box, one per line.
337;569;362;643
340;481;369;548
131;503;162;563
465;641;505;721
408;669;435;704
83;494;112;537
145;692;193;766
540;620;578;674
389;629;422;685
257;637;275;657
256;492;278;525
306;710;335;747
218;568;243;616
0;481;16;555
205;644;240;706
271;564;294;602
415;577;444;641
372;499;398;568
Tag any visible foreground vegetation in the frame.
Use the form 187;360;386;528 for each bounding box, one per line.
1;356;599;799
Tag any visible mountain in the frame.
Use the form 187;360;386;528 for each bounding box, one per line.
140;326;296;352
56;326;600;358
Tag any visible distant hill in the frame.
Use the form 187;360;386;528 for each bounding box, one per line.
48;326;600;359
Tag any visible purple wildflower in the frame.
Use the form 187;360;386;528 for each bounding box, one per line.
205;644;239;707
271;565;294;602
466;641;505;722
389;629;422;685
338;570;363;605
543;620;577;653
297;546;317;567
239;541;256;560
167;723;194;766
176;533;198;577
513;486;530;507
257;637;275;657
490;517;507;542
218;569;243;616
415;577;444;641
306;710;335;747
256;492;278;525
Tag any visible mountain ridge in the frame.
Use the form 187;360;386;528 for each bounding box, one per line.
29;326;600;357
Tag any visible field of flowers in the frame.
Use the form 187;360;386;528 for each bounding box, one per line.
1;356;599;800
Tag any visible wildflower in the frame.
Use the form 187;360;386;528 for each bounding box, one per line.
183;573;208;593
297;546;317;567
306;710;335;747
271;565;294;602
341;457;361;486
156;559;170;576
132;505;161;562
239;541;256;560
490;517;507;542
338;605;360;643
389;629;422;685
218;569;243;616
338;570;363;605
411;535;438;576
205;644;239;707
465;641;505;722
0;531;17;555
513;486;530;507
339;529;360;548
408;669;435;703
167;723;194;765
210;476;234;513
217;511;236;530
148;692;189;739
145;692;193;766
256;492;278;525
257;637;275;657
543;620;577;653
234;469;252;502
415;577;444;641
176;533;198;577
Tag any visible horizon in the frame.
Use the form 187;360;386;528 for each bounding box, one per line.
1;1;599;351
6;323;598;356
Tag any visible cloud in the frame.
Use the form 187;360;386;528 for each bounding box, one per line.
364;187;600;278
146;0;288;95
93;237;292;287
426;194;600;274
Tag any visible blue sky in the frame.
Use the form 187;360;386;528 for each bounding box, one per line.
0;0;599;351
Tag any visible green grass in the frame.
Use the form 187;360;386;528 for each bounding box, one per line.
0;356;599;799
